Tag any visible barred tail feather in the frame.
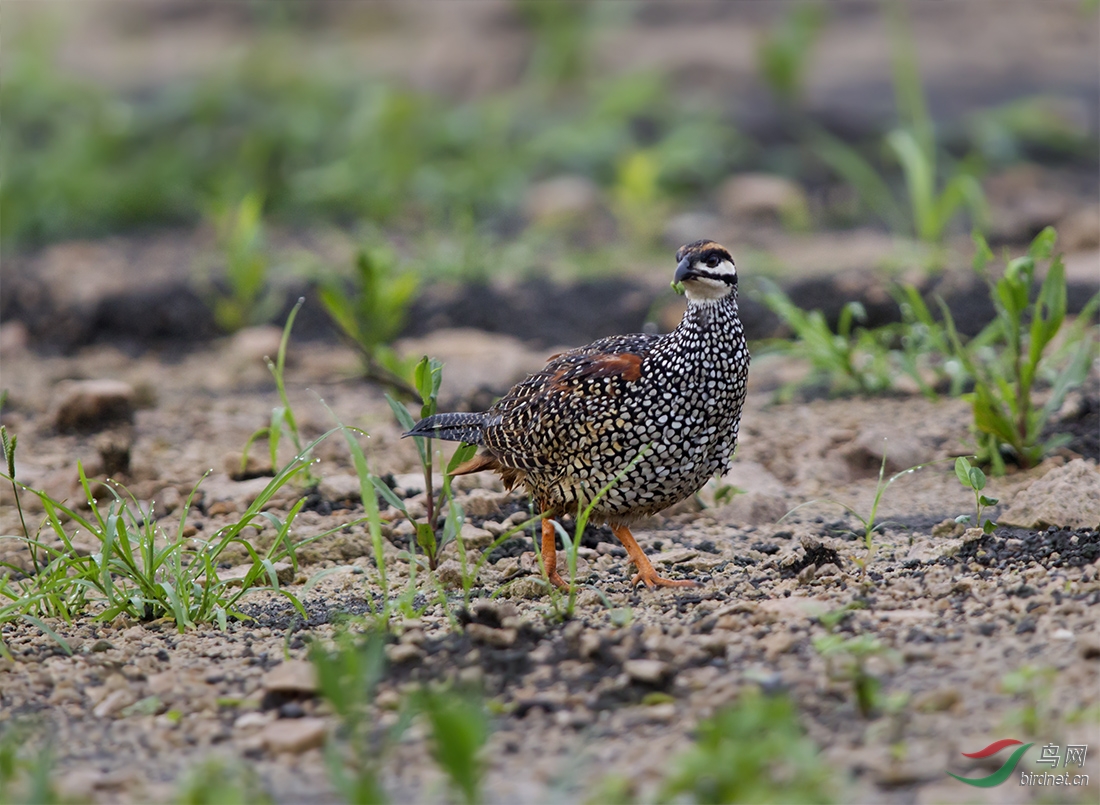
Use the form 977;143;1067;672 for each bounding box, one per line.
403;412;487;445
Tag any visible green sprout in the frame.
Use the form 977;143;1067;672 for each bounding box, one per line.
954;456;998;534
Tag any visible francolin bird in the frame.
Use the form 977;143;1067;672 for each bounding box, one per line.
405;240;749;589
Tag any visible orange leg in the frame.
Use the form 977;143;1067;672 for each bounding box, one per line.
611;524;698;589
541;518;568;589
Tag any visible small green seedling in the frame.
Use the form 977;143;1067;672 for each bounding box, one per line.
175;759;273;805
320;246;419;395
942;227;1099;473
414;687;489;805
240;298;317;481
756;2;827;107
309;627;391;804
782;446;942;574
544;445;651;618
953;456;998;534
1000;665;1057;738
383;358;477;573
760;282;898;397
812;632;899;719
657;691;836;804
204;192;282;333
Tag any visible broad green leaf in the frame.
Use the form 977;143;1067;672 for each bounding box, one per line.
954;456;972;487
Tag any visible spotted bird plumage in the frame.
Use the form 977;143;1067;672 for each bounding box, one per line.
406;240;749;589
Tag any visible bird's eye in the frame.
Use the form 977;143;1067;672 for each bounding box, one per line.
705;255;720;268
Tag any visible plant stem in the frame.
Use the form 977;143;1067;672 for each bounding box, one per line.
423;438;436;570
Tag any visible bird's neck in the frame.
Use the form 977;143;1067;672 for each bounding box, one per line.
681;292;739;332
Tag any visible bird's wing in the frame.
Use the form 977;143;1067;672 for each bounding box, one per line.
482;333;661;471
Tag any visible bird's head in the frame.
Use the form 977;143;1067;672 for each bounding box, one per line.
671;240;737;302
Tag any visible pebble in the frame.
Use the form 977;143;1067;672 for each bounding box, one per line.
503;578;548;600
436;559;466;589
999;460;1100;530
466;623;518;648
460;489;513;518
234;711;273;730
260;717;328;754
459;523;495;548
318;473;362;502
623;659;670;685
1080;638;1100;660
385;643;423;664
93;689;135;719
261;660;317;695
651;549;698;566
913;688;960;713
51;379;135;432
221;561;294;586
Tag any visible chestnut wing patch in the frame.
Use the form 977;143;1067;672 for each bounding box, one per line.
550;352;644;389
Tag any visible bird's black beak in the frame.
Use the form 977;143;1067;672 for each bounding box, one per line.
674;257;696;284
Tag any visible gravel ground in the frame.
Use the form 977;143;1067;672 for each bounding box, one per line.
1;324;1098;804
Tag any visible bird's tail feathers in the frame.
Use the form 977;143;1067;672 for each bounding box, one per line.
403;412;486;445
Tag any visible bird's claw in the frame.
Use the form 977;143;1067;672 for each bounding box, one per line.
546;570;570;590
630;571;698;589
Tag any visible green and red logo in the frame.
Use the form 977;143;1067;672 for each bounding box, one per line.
948;739;1034;787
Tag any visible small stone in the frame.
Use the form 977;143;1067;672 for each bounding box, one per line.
1080;637;1100;660
931;519;964;538
466;623;517;648
51;379;135;433
797;564;817;584
385;643;423;664
158;486;182;514
234;711;272;730
639;702;677;723
49;684;83;706
459;523;495;548
999;459;1100;530
93;689;135;719
815;562;839;577
762;632;796;661
651;549;698;566
95;430;132;476
624;659;670;685
318;474;362;502
461;489;512;518
913;688;960;713
502;577;548;599
436;559;466;589
262;660;317;696
221;561;293;586
223;451;273;481
260;717;327;754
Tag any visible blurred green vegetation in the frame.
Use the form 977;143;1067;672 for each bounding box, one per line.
0;19;742;255
2;5;1092;260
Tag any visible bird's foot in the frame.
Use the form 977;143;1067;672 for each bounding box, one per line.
546;570;570;590
630;569;699;589
611;523;698;590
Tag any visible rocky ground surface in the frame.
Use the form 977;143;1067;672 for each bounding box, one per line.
1;277;1099;803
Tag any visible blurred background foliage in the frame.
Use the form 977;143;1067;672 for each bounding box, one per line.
3;0;1095;260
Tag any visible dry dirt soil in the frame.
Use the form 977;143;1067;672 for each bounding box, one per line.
1;253;1099;803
